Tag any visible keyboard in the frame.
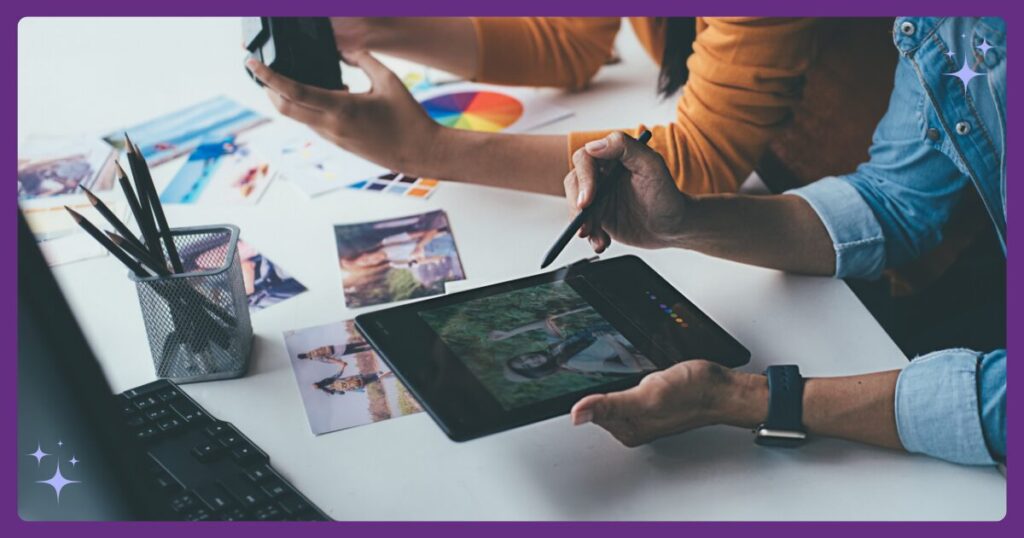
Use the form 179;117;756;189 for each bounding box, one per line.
118;379;330;521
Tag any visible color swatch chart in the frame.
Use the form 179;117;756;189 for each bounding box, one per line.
347;172;439;199
420;91;524;132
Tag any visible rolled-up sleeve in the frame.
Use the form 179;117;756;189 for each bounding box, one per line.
895;348;1006;465
788;177;887;278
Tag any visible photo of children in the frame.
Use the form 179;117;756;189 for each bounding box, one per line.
334;210;465;308
283;320;422;435
419;281;657;410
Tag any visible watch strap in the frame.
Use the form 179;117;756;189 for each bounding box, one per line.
755;365;806;447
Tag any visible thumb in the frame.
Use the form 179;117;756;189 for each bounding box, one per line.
344;50;399;90
584;131;659;174
571;386;647;425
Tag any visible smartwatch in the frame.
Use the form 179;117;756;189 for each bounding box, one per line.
754;365;807;448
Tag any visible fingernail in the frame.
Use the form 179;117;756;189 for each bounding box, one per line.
585;139;607;152
576;190;586;208
573;409;594;426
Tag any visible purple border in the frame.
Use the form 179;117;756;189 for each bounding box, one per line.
5;1;1016;536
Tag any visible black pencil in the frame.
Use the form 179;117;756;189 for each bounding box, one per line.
123;134;163;260
106;231;171;277
80;185;148;256
129;139;184;274
65;206;149;277
540;130;653;269
115;160;152;252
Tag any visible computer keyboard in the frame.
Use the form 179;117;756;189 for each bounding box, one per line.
118;379;329;521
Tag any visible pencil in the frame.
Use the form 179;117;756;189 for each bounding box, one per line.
129;139;184;273
115;160;152;251
106;231;171;277
65;206;149;278
80;185;148;255
123;133;163;260
540;130;652;269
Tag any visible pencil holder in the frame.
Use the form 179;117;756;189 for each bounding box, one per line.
130;224;253;383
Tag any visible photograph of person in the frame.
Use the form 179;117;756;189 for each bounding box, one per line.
284;320;422;435
420;281;656;409
335;209;465;308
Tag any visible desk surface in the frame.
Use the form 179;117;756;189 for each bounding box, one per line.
20;18;1005;520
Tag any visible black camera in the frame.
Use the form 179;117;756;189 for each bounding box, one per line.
243;17;344;90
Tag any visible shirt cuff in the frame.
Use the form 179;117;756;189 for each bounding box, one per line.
895;349;997;466
787;177;887;279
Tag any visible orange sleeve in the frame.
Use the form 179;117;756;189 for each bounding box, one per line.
470;17;621;91
569;18;819;194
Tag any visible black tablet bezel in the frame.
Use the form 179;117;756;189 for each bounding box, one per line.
356;255;750;441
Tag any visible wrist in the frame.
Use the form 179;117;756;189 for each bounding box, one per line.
710;370;769;429
657;193;696;249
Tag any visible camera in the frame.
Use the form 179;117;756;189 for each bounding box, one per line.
243;17;344;90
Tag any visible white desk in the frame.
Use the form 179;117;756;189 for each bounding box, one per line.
20;17;1005;520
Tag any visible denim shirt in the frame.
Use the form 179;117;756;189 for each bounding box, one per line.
790;17;1006;465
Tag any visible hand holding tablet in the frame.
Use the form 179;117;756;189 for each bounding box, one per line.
356;256;749;441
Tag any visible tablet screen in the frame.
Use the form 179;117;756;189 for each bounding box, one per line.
419;280;657;410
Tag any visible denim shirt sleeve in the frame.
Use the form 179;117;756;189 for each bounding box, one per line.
895;348;1006;465
787;53;972;279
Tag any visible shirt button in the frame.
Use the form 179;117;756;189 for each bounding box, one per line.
955;121;972;135
926;128;941;141
900;21;916;36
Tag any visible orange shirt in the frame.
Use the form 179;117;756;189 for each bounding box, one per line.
470;17;818;194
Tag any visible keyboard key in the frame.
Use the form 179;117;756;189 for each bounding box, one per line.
221;508;252;521
255;504;284;521
154;474;182;493
186;508;213;521
260;480;288;499
145;407;170;421
194;484;235;512
136;426;160;442
169;493;198;513
133;395;160;410
231;445;266;466
278;496;312;516
125;414;146;428
157;388;180;402
119;400;137;415
245;465;273;483
221;476;267;509
191;441;223;462
157;417;184;434
170;400;208;423
203;423;230;438
218;433;241;448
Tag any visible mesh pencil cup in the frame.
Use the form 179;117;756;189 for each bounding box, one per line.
129;225;253;383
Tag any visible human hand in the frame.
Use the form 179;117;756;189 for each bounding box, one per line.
570;360;767;447
246;51;440;174
563;132;689;252
329;18;393;54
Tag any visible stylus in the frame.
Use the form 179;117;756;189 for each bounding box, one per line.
540;129;652;269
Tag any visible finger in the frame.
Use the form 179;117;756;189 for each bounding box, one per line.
585;385;650;424
562;169;581;217
344;50;400;91
571;394;604;425
571;147;600;210
584;131;660;175
265;89;328;128
246;58;340;111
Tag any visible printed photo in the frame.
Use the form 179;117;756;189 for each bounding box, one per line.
102;95;268;165
188;237;308;313
17;137;117;201
283;320;422;435
419;281;656;410
160;135;275;206
334;210;466;308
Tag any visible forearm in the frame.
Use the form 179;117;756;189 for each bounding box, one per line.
361;18;478;79
716;369;904;451
424;129;568;195
673;194;836;275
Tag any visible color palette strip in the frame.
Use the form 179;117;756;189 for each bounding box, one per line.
420;91;524;133
346;172;439;199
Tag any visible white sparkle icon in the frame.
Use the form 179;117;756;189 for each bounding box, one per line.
977;39;994;56
27;443;50;465
69;455;80;467
36;462;80;503
944;57;985;92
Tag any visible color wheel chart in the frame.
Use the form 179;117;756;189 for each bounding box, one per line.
420;91;524;132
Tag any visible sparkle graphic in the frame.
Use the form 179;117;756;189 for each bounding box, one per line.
944;58;985;92
57;440;63;447
69;455;79;467
27;443;50;465
36;462;80;503
976;39;993;56
946;49;956;58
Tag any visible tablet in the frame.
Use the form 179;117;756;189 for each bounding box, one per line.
355;255;750;441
